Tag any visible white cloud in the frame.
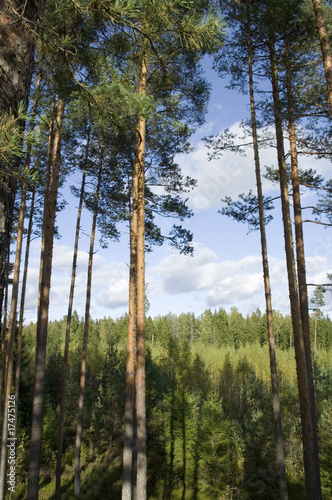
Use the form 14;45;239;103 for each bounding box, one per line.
21;242;129;322
147;243;332;316
149;245;267;311
177;123;279;212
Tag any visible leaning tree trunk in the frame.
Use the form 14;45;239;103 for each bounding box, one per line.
74;149;103;497
135;52;148;500
285;48;321;496
27;95;66;500
312;0;332;113
246;4;288;498
55;131;90;500
267;28;321;500
0;0;41;324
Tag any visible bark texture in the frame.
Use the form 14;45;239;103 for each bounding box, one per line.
312;0;332;113
135;54;148;500
122;51;148;500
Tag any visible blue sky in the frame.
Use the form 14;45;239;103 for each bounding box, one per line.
19;58;332;323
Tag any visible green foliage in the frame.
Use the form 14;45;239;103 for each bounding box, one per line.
17;308;332;498
0;103;40;177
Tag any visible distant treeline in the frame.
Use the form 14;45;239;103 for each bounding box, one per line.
146;307;332;350
15;309;332;499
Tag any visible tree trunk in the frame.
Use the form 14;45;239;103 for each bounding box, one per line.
0;0;41;323
246;4;288;498
15;188;36;405
135;52;148;500
314;305;318;350
312;0;332;113
0;255;10;425
267;29;321;500
122;185;138;500
74;148;103;497
0;154;29;499
13;70;41;410
122;50;148;500
285;48;322;497
27;95;66;500
55;131;89;500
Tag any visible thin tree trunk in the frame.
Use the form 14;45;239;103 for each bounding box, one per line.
15;188;36;406
285;48;322;497
0;158;29;499
55;130;90;500
122;153;138;500
314;306;318;350
267;29;321;500
14;71;41;409
312;0;332;113
135;53;148;500
27;95;66;500
0;254;10;426
74;149;103;497
246;4;288;498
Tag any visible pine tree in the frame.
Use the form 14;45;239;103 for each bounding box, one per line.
27;93;66;500
0;0;41;324
265;2;321;496
117;3;223;498
74;146;103;497
312;0;332;112
54;122;90;499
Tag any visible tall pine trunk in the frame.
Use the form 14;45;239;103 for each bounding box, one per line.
0;67;40;483
27;95;66;500
284;50;321;496
246;4;288;498
55;130;90;500
0;167;28;500
312;0;332;112
135;53;147;500
13;71;41;410
122;50;148;500
74;150;103;497
267;29;321;499
122;176;138;500
0;0;41;322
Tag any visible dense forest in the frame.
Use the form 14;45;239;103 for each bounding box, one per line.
13;309;332;498
1;0;332;499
